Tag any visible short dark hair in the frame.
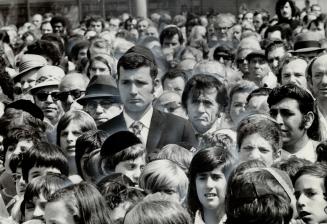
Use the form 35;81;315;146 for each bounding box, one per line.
70;40;90;61
75;130;109;179
101;144;145;172
293;163;327;185
41;33;65;56
272;157;312;182
159;26;184;45
246;87;272;103
264;25;284;39
117;52;158;81
265;40;287;58
181;74;228;110
275;0;297;20
3;126;46;164
25;40;62;65
97;173;145;209
268;84;320;141
21;173;72;216
162;69;187;85
86;15;105;29
50;15;67;28
21;142;69;182
237;114;283;156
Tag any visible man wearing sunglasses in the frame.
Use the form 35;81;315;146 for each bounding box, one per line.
58;73;89;112
30;65;65;127
77;75;123;127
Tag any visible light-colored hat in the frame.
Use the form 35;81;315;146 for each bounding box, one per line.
289;31;325;54
30;65;65;94
13;54;47;82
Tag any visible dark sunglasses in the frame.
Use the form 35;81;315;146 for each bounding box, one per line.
35;91;60;101
57;89;85;101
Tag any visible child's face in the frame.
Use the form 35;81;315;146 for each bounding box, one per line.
24;193;47;222
295;174;327;224
13;167;26;196
195;166;227;210
45;200;76;224
114;155;146;185
28;166;61;183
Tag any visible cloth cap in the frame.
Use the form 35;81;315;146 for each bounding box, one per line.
245;50;266;61
100;131;142;158
13;54;47;82
30;65;65;94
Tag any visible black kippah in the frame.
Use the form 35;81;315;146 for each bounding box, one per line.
100;131;142;157
6;99;44;120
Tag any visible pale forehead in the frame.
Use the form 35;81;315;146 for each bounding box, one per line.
312;55;327;72
59;75;88;91
283;59;307;70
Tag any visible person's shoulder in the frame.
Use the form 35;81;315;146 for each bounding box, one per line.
154;109;188;123
98;113;124;130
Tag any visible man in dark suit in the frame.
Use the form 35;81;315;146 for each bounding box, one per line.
99;46;197;156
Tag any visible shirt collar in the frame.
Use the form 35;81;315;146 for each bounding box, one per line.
123;106;153;129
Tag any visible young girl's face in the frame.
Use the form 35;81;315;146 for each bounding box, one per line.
45;200;76;224
195;166;227;210
295;174;327;224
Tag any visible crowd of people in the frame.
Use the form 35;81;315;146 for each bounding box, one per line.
1;0;327;223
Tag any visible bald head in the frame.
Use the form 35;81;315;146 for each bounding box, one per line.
59;73;89;112
59;73;89;91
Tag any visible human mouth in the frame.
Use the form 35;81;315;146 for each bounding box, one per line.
204;193;217;199
299;211;311;220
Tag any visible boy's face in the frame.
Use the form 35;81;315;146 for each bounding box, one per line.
114;154;145;185
295;175;327;224
24;193;47;223
28;166;61;183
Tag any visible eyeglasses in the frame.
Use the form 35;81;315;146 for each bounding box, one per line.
35;91;60;101
57;89;85;101
85;99;119;111
237;58;247;64
215;54;233;61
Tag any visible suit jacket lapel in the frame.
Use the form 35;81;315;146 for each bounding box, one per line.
146;109;164;151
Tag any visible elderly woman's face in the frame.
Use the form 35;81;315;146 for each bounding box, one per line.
281;2;292;19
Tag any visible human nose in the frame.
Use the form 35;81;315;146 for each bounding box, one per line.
33;205;44;219
272;59;278;68
321;74;327;84
66;132;74;142
205;176;215;188
22;82;29;91
129;83;138;95
248;148;261;160
197;103;205;113
45;94;54;103
275;112;283;125
132;169;142;183
66;94;74;104
296;193;306;209
95;103;104;114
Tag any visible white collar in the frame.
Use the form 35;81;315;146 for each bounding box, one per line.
123;106;153;129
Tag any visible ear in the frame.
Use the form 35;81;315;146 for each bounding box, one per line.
152;78;161;94
100;158;110;175
303;111;314;129
274;148;282;162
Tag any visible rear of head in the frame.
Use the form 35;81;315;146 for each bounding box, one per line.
139;159;189;203
21;141;69;183
156;144;193;174
123;198;192;224
46;182;112;224
225;168;293;224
